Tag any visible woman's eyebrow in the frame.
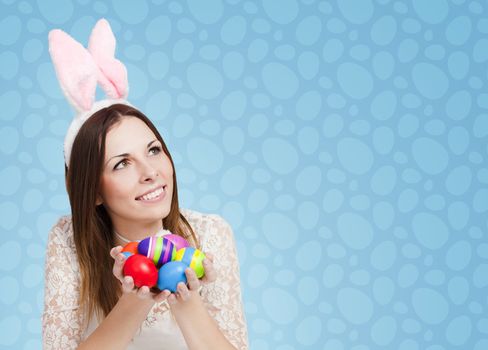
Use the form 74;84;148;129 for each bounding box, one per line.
105;139;159;166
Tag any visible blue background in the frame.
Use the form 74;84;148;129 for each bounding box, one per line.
1;0;488;349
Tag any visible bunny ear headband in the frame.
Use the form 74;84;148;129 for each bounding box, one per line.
48;18;132;166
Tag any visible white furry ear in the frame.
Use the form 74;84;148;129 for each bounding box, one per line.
88;18;129;99
48;29;98;112
48;18;131;166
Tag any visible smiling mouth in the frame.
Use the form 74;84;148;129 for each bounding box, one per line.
136;186;166;201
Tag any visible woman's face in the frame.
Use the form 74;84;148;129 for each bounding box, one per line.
97;116;174;233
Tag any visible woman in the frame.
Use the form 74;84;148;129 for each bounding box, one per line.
42;104;248;349
42;19;248;349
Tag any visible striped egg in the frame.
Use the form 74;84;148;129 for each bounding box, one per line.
137;236;175;267
174;247;206;278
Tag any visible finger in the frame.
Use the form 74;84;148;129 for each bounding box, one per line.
176;282;190;301
153;289;171;303
167;293;177;305
201;259;216;283
114;252;126;265
137;285;150;299
185;268;200;291
110;246;123;259
122;275;135;293
112;255;126;281
113;263;124;282
111;247;125;267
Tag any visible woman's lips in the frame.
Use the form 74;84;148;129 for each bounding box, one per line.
136;186;166;202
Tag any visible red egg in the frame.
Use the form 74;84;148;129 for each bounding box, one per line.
123;254;158;288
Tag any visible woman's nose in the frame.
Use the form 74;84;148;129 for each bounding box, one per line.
139;161;158;181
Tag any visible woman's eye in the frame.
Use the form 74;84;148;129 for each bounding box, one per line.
112;146;160;170
114;159;128;170
149;146;162;155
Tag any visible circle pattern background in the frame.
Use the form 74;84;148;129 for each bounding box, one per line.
1;0;488;348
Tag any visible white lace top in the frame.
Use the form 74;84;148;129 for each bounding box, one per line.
42;208;249;349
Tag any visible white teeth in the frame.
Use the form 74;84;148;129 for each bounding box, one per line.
138;187;164;201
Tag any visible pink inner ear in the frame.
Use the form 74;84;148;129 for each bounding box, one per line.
88;18;129;99
92;57;128;99
48;29;97;111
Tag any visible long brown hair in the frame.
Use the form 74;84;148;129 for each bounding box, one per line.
65;103;198;322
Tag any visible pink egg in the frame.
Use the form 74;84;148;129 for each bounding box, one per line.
165;234;190;251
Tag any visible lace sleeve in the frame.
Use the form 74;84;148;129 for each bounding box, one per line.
42;216;85;349
200;216;249;350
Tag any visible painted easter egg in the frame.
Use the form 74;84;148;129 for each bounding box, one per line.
138;236;175;267
174;247;206;278
122;241;139;255
164;233;190;251
157;261;188;292
123;254;158;288
121;251;133;259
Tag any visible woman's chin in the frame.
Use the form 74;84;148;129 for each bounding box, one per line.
134;202;171;219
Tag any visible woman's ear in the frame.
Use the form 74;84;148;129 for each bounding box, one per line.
96;194;103;206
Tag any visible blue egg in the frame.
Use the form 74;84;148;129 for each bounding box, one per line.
122;252;133;259
157;261;188;292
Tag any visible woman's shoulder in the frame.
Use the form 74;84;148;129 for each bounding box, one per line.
180;208;227;225
180;208;229;228
180;208;233;243
53;215;73;229
47;215;75;249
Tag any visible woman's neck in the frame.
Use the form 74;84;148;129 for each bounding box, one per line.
112;220;164;245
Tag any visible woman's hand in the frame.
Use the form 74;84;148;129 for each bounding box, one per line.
110;247;216;304
110;246;171;302
166;268;201;306
165;253;217;306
